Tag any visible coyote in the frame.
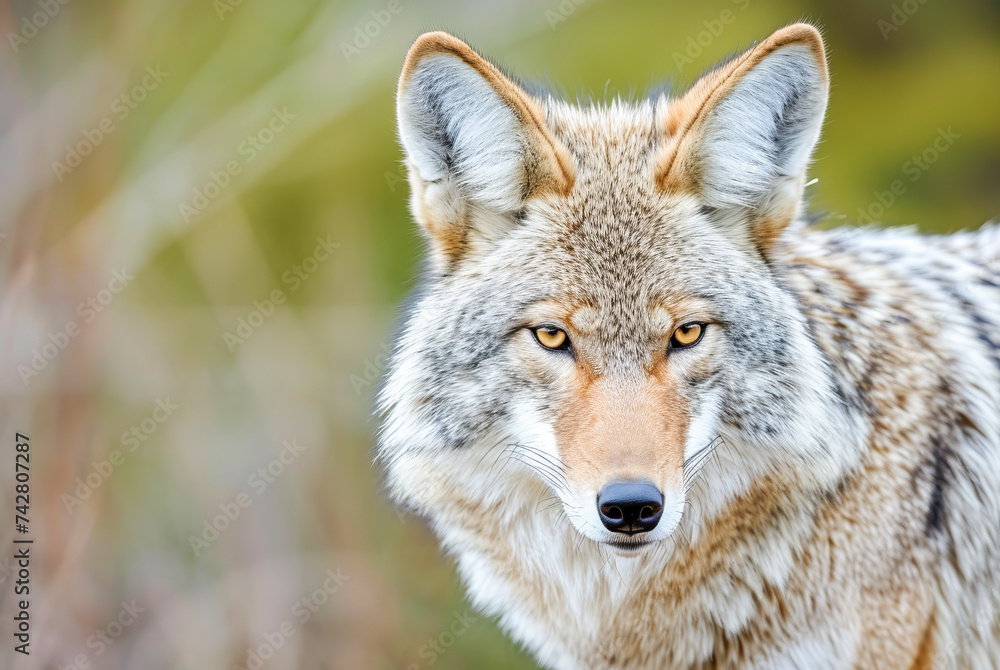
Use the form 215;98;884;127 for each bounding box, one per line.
377;23;1000;669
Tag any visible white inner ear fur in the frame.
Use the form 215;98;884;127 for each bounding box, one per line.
696;44;827;217
397;53;529;213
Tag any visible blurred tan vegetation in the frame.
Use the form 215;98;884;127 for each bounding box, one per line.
0;0;997;668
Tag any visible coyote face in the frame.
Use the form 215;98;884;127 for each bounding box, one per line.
379;25;856;552
378;22;1000;670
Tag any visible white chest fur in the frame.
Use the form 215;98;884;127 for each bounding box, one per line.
394;444;814;670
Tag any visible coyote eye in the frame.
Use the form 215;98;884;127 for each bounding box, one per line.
670;322;705;349
532;326;570;351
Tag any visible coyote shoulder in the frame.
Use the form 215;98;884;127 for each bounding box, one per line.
378;23;1000;669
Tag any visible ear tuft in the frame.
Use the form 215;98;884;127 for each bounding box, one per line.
396;32;574;269
396;32;575;207
657;23;829;252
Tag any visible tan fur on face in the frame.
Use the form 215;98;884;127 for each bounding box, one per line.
556;360;688;495
523;299;694;495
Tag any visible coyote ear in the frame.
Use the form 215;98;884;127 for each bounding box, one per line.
397;32;574;270
657;23;828;253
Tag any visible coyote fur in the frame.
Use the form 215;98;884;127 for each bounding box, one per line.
377;23;1000;669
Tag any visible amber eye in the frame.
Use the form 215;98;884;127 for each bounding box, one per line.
532;326;570;351
670;322;705;349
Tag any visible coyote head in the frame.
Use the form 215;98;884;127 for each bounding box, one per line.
379;25;857;552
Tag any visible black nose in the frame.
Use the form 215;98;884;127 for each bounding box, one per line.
597;481;663;535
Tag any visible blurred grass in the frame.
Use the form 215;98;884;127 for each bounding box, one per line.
0;0;998;668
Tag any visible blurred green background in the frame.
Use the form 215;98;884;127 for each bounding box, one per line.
0;0;997;668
